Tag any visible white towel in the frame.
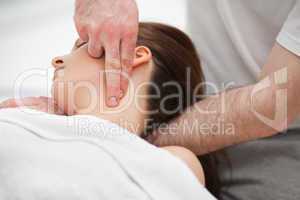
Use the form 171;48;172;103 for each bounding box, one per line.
0;108;216;200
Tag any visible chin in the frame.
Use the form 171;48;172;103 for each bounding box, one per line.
51;84;71;116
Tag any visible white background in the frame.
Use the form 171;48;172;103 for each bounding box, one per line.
0;0;187;101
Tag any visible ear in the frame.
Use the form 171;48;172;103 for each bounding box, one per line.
132;46;152;68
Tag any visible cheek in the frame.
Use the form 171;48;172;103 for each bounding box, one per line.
52;80;75;115
51;68;83;115
73;86;95;110
52;80;100;115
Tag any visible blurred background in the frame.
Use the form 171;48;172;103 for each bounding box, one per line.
0;0;187;101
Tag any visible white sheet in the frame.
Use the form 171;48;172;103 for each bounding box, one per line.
0;108;215;200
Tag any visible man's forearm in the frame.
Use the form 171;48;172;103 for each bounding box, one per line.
152;84;272;155
152;43;300;155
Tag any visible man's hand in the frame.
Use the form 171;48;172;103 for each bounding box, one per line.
74;0;139;107
0;97;64;115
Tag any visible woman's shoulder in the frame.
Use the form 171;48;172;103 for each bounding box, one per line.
161;146;205;185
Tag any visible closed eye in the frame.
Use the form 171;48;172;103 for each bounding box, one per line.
75;39;87;49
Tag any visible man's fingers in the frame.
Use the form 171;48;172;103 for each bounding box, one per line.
78;30;89;42
0;97;41;109
0;97;64;115
120;36;136;95
74;18;89;42
88;30;104;58
120;66;132;98
0;99;15;109
104;39;122;107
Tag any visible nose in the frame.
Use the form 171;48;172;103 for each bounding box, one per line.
52;57;65;68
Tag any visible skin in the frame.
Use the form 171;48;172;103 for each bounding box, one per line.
74;0;139;107
3;44;298;159
2;8;300;159
151;43;300;155
0;1;298;190
0;41;205;185
51;40;152;134
72;0;300;156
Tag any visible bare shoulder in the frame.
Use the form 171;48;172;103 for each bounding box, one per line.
162;146;205;185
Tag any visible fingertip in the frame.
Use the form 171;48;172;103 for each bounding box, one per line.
88;44;101;58
106;85;121;107
107;96;119;107
105;69;122;107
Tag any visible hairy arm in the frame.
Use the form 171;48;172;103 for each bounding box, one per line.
152;43;300;155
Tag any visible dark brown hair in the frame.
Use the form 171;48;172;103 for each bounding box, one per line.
136;22;220;197
137;22;204;133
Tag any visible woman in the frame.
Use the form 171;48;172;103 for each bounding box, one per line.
0;22;219;196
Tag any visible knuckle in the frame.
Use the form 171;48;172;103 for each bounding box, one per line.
102;25;120;41
110;47;120;58
104;31;117;43
105;26;116;36
123;29;137;39
89;23;102;35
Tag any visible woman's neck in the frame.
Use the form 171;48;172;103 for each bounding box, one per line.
75;88;148;136
74;67;152;136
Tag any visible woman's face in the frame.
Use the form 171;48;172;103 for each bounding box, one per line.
51;39;153;134
51;41;106;115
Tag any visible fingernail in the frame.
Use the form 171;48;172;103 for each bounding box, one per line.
108;96;118;107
